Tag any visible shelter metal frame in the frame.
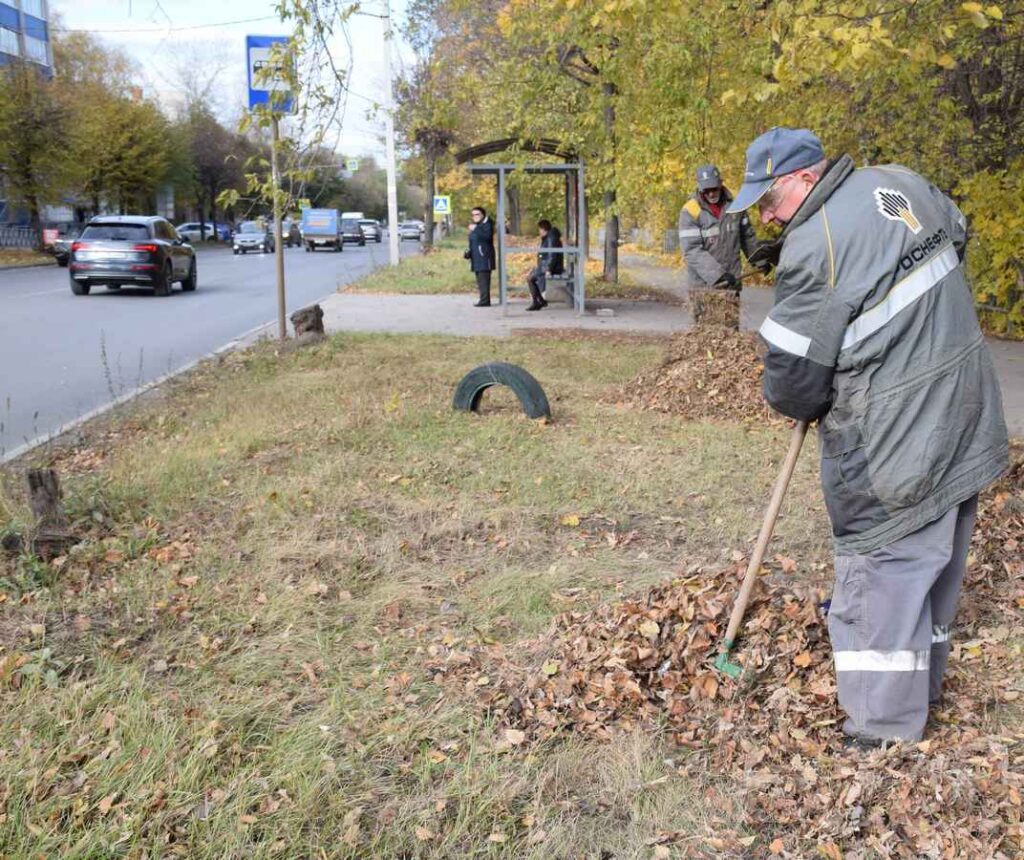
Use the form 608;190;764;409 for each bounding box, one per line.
462;162;588;314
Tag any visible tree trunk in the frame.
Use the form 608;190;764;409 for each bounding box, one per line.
602;81;618;283
27;468;75;560
196;192;206;237
507;186;522;235
205;183;218;239
603;190;618;283
28;196;43;252
423;155;437;250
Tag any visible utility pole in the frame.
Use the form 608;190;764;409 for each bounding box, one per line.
381;0;400;266
270;115;287;340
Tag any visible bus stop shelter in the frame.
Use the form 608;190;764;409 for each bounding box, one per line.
455;139;588;314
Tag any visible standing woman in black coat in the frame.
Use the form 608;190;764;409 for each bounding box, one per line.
466;206;496;307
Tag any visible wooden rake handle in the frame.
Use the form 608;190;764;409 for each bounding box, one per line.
721;420;809;648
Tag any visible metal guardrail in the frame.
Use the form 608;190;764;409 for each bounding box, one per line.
0;225;37;248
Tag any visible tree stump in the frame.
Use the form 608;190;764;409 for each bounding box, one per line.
689;287;740;330
290;304;325;338
27;468;75;560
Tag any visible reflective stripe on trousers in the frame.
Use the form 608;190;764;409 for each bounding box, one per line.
828;495;977;742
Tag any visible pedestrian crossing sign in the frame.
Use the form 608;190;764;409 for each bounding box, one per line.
433;195;451;215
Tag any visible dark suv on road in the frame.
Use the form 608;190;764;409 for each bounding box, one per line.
69;216;196;297
340;218;367;246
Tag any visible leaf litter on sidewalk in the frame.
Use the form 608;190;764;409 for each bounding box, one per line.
427;452;1024;857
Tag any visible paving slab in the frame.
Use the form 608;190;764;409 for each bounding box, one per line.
319;292;691;337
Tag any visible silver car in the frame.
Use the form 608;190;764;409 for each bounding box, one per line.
359;219;382;243
233;221;275;254
398;221;424;241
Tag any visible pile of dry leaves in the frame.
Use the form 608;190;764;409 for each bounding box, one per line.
622;327;781;423
428;453;1024;857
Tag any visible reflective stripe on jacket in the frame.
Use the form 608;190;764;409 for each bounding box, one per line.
677;187;758;288
760;155;1008;554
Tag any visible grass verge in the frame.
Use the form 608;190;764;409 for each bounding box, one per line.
0;328;839;857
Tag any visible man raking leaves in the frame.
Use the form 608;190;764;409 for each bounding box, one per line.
725;128;1008;748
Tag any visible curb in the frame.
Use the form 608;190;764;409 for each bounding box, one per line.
0;261;58;271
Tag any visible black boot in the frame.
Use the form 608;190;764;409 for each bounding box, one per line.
525;303;541;311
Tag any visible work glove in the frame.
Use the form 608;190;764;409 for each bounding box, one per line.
748;240;781;274
463;250;472;260
714;272;739;291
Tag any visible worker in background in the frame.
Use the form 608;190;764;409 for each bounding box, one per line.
728;126;1008;749
678;164;764;292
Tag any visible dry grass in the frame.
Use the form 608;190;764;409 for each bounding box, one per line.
0;248;55;268
0;331;838;857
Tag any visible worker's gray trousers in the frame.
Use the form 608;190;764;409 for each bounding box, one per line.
828;495;978;742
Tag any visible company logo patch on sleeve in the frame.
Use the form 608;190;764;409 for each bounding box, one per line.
873;187;923;234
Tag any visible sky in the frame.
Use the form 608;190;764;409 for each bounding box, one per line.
51;0;414;159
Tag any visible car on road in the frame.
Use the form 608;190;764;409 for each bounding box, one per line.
233;221;275;254
278;218;302;247
341;218;366;246
51;227;82;267
176;222;229;242
359;219;383;243
68;215;196;297
398;220;424;241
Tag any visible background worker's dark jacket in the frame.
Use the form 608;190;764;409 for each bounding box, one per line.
538;227;564;275
759;155;1008;554
468;217;496;272
678;187;758;288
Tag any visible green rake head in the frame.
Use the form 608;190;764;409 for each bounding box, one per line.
713;640;743;679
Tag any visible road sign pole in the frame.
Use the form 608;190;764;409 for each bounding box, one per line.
247;34;293;339
271;114;287;340
382;0;400;267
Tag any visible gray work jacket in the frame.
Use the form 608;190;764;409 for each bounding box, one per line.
759;155;1008;554
678;188;758;288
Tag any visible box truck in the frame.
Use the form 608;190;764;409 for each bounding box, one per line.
300;208;343;252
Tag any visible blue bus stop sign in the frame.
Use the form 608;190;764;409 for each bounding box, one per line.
246;35;295;114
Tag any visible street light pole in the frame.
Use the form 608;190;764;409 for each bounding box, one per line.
381;0;400;267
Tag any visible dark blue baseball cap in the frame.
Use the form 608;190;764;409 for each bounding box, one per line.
696;164;722;191
726;127;825;213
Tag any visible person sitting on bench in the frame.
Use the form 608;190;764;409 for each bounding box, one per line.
526;219;564;311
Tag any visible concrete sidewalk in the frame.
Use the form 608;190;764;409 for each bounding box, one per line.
319;253;1024;435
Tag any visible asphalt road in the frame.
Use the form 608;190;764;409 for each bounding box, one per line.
0;240;415;460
